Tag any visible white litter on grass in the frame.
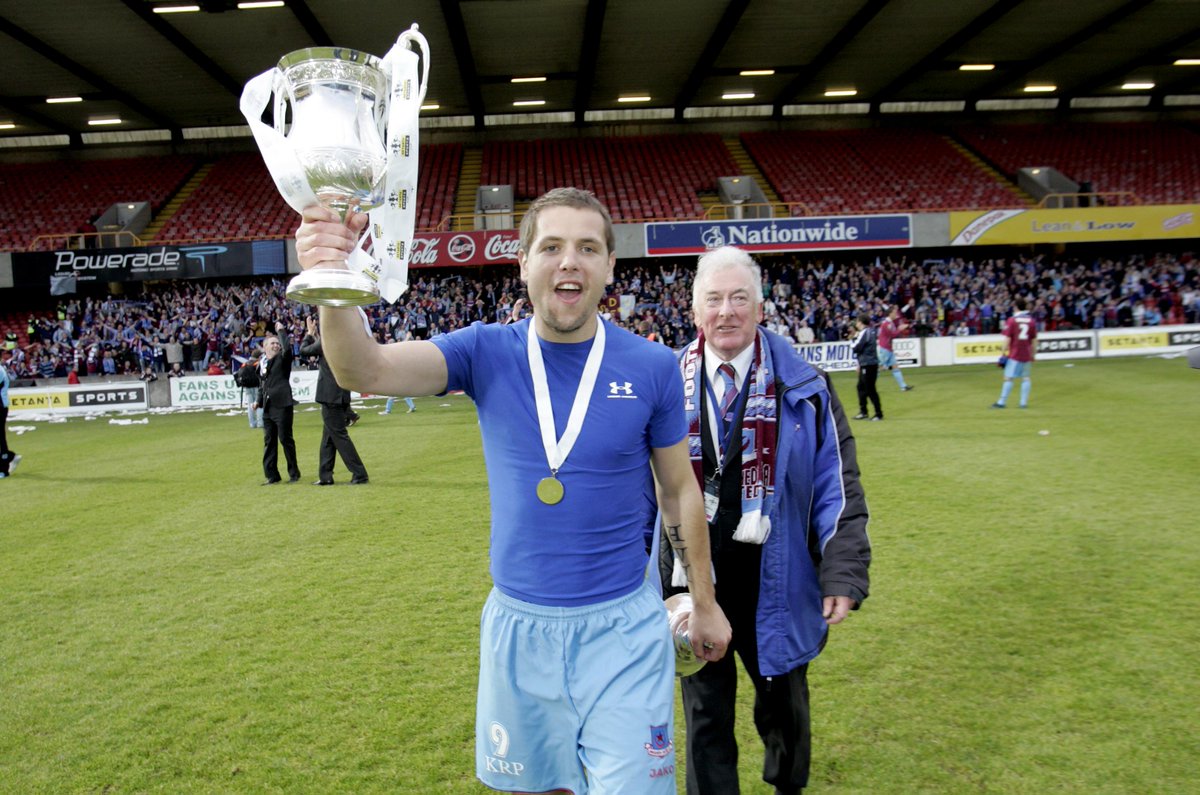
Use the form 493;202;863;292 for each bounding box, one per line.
1038;429;1050;436
109;418;150;426
439;403;451;407
214;410;243;417
10;425;37;435
1063;363;1074;368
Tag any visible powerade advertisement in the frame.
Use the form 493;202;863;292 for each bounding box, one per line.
12;240;286;287
644;215;912;256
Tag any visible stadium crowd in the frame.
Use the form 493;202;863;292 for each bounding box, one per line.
5;249;1197;381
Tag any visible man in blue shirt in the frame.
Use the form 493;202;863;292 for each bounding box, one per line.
295;187;730;794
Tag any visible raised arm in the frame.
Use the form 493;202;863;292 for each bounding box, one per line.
651;437;731;662
294;206;449;397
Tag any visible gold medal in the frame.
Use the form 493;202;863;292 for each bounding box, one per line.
536;476;564;505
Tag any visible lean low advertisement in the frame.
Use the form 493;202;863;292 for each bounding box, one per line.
8;382;148;415
949;205;1198;245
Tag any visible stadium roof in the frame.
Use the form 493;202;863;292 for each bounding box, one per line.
1;0;1198;146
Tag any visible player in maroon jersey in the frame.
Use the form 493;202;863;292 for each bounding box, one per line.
992;297;1037;409
877;305;913;391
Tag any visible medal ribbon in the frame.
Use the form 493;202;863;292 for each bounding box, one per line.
526;317;606;479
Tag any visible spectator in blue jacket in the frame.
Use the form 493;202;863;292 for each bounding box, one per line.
662;245;871;795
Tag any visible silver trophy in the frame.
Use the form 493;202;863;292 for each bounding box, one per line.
666;593;707;677
242;27;429;307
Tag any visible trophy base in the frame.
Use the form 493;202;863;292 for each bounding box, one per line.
286;269;381;307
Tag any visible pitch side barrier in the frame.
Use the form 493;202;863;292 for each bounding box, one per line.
792;325;1200;371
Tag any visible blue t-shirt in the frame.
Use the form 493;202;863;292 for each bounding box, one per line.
433;318;687;606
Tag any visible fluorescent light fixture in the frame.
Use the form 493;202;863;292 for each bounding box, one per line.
511;76;546;83
237;1;285;8
722;92;755;100
1023;84;1056;92
740;69;775;77
824;88;858;97
46;96;82;104
88;117;122;126
617;95;651;103
0;122;15;130
1173;59;1200;66
959;63;995;71
153;4;200;12
513;100;545;107
1121;81;1155;90
420;103;440;110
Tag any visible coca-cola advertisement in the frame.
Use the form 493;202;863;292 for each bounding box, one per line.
410;230;521;269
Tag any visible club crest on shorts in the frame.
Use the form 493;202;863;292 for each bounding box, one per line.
644;724;673;758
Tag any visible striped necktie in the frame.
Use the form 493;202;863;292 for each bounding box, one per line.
717;362;738;428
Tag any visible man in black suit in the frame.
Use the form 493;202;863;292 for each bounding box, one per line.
259;322;301;485
299;316;368;486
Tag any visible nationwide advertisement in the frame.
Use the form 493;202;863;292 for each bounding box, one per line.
12;240;286;287
170;372;319;407
410;230;521;268
949;204;1199;245
8;382;148;415
644;215;913;257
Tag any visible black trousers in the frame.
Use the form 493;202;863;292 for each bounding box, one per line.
318;402;367;482
681;541;812;795
262;405;299;481
856;364;882;418
0;405;12;476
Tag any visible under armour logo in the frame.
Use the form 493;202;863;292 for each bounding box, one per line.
609;381;634;397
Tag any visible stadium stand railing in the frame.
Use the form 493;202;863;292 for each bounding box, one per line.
955;122;1200;206
742;129;1026;215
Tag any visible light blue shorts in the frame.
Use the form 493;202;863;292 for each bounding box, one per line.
878;347;897;368
476;579;676;794
1004;359;1032;379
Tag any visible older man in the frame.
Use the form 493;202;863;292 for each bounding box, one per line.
663;245;871;795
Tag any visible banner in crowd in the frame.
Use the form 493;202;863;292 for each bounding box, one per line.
11;240;287;288
8;382;148;415
170;372;319;407
644;215;913;257
409;230;520;268
948;205;1198;246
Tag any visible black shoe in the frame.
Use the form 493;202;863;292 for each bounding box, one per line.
313;480;334;486
347;413;360;427
853;413;868;420
262;478;282;486
901;385;914;392
349;477;369;485
288;475;301;483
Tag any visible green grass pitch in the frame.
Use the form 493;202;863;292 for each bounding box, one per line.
2;355;1197;793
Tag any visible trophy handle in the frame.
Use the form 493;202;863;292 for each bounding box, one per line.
398;24;430;105
271;69;294;137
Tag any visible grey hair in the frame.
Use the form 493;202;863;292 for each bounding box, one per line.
692;246;763;309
